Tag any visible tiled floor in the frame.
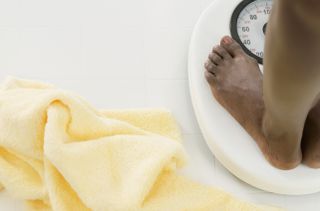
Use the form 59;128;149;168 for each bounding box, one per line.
0;0;319;210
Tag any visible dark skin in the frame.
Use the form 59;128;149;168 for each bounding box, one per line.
302;105;320;168
205;36;320;170
205;0;320;170
205;37;300;170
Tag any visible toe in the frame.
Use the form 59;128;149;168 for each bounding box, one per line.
209;53;222;65
220;36;244;57
205;70;217;85
204;59;217;75
212;45;232;60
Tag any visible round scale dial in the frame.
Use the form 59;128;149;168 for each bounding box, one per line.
230;0;273;64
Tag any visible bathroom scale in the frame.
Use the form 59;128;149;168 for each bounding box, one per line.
188;0;320;195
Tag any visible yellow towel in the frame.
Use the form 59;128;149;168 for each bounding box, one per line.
0;77;282;211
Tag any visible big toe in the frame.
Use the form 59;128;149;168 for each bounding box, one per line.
220;36;244;57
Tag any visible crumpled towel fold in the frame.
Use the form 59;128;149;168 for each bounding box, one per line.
0;77;282;211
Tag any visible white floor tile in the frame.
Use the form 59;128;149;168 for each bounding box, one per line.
0;27;20;78
146;79;201;134
179;134;216;186
0;1;19;26
14;0;82;27
0;192;24;211
201;0;215;10
0;0;144;28
247;192;307;211
144;0;205;29
80;0;145;28
242;192;289;210
46;79;147;109
0;26;82;80
283;192;320;211
80;27;145;80
145;28;192;80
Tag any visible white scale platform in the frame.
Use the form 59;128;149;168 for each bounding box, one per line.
188;0;320;195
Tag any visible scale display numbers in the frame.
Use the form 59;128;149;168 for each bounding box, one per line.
230;0;273;64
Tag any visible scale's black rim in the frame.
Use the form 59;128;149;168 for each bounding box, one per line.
230;0;264;64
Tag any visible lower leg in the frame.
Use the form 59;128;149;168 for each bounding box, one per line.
302;104;320;168
262;0;320;167
204;0;320;170
285;0;320;168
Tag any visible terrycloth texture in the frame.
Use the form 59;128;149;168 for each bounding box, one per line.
0;77;283;211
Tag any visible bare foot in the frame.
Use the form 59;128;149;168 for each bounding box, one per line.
302;103;320;168
204;36;301;170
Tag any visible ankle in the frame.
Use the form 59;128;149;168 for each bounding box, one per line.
262;113;301;142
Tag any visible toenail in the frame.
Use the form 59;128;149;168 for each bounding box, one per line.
222;36;233;44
